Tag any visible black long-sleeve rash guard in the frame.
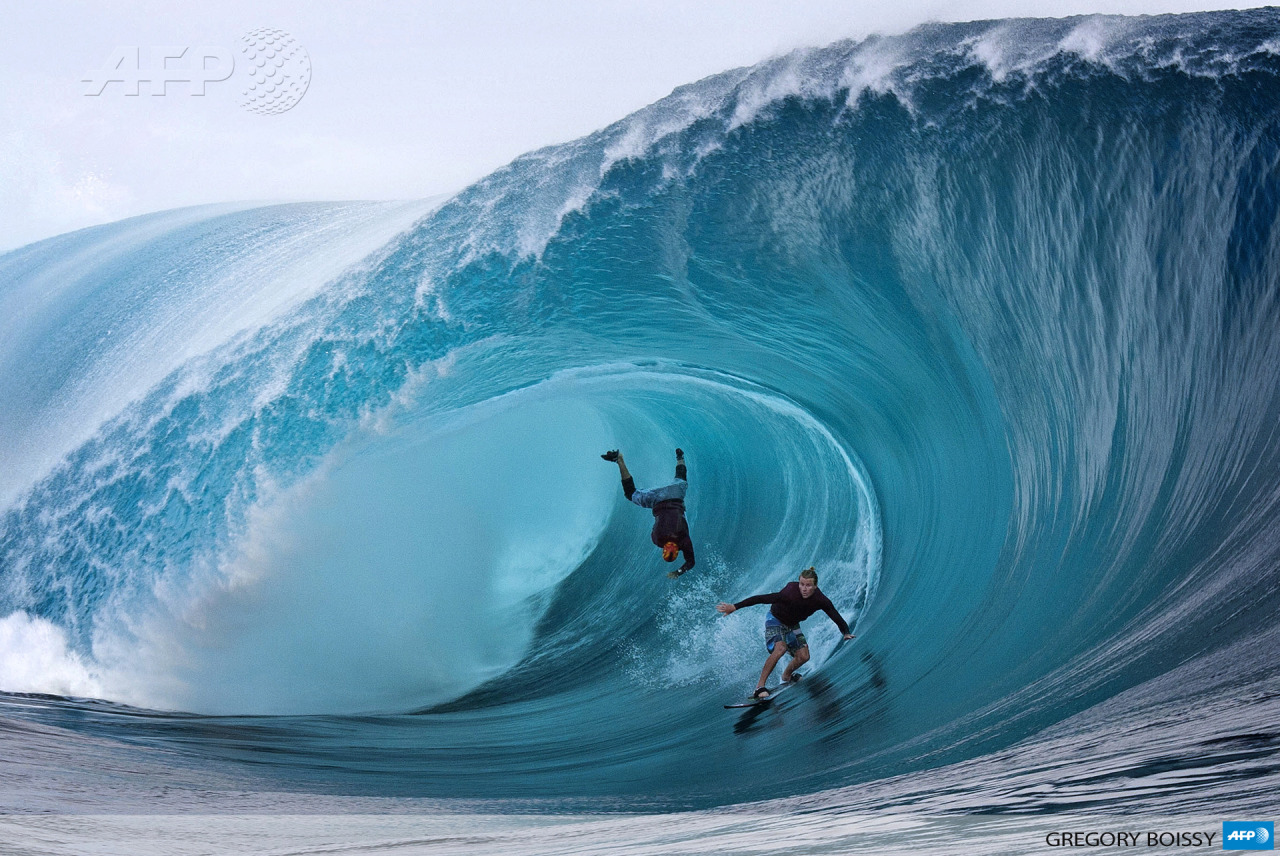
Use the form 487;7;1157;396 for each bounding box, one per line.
734;581;850;634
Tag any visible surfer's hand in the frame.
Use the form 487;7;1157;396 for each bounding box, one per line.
843;633;855;640
716;602;735;615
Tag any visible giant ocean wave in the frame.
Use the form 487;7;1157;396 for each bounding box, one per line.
1;9;1279;824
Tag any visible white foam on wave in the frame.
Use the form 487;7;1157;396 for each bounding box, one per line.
729;51;819;131
966;25;1031;83
600;83;731;171
0;611;103;698
958;16;1133;84
482;17;1178;262
839;38;909;105
1058;17;1124;65
493;10;1273;268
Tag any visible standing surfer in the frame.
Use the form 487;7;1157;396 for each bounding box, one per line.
717;567;854;698
602;447;695;578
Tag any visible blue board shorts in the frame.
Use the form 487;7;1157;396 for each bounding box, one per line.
765;615;807;655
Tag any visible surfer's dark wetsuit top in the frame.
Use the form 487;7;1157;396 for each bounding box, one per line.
621;459;695;572
734;581;850;635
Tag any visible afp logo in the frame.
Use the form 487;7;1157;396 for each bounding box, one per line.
1224;822;1274;850
80;30;311;115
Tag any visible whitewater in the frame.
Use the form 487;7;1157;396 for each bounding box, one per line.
2;9;1279;854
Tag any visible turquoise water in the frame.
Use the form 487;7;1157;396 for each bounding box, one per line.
1;10;1279;819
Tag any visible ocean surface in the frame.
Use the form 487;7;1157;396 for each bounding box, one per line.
2;9;1279;853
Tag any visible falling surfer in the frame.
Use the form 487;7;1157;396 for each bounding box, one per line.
717;566;854;700
601;447;695;578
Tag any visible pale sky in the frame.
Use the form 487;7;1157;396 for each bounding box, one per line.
0;0;1264;251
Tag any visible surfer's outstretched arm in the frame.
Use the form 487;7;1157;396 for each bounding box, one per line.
820;599;856;640
674;447;686;481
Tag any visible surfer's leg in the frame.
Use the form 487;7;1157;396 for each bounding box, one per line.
602;451;635;498
782;645;810;682
757;641;788;689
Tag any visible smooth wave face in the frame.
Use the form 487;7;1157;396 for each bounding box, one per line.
2;9;1280;820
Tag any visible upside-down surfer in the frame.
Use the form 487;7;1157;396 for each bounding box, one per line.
601;447;695;578
717;567;854;699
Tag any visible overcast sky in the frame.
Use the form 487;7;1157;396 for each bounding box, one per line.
0;0;1265;251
